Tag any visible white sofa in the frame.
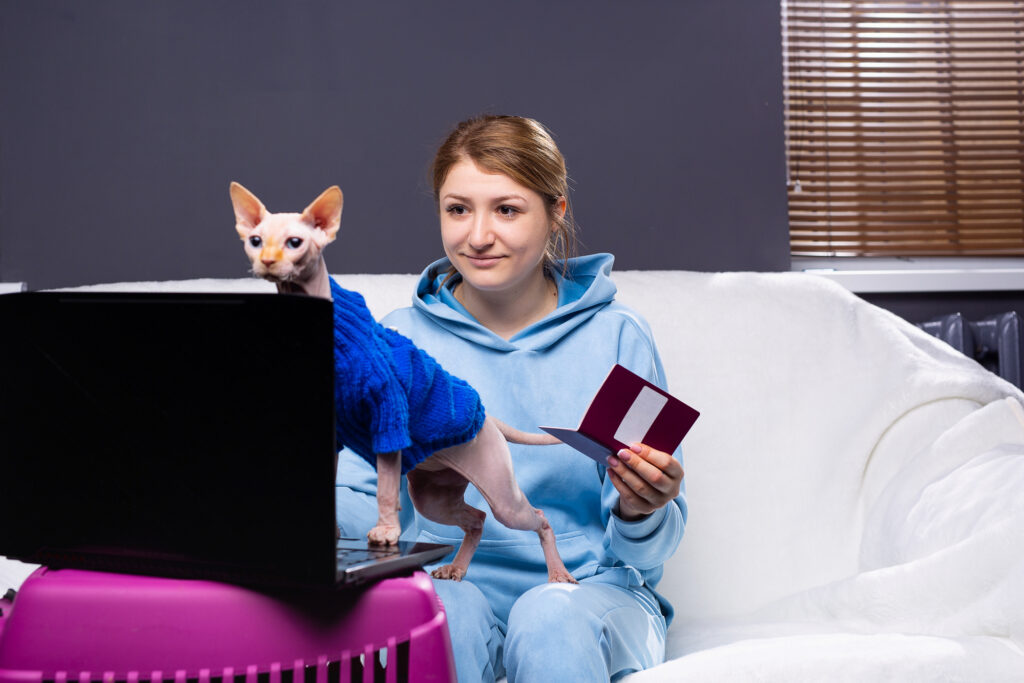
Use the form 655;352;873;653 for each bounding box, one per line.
4;270;1024;681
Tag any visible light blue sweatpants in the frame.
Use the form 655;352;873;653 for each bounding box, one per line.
432;577;667;683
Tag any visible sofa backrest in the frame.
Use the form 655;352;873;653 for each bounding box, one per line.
607;270;1022;621
60;272;1022;622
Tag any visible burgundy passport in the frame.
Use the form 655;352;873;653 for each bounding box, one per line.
541;364;700;464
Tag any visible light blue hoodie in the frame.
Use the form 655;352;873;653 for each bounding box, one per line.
335;253;686;625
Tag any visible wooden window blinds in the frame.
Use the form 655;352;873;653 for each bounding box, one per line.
782;1;1024;257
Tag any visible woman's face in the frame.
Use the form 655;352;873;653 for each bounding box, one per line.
438;158;559;296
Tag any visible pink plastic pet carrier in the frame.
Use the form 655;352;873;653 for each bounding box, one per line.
0;567;455;683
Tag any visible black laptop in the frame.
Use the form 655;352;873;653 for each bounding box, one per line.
0;290;451;588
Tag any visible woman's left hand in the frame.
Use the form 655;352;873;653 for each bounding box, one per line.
606;443;684;521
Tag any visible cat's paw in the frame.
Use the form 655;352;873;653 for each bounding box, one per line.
547;568;578;584
367;524;400;546
430;564;466;581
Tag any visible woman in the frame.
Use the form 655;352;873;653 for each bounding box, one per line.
336;114;686;682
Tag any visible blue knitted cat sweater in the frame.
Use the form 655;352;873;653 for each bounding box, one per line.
330;277;486;474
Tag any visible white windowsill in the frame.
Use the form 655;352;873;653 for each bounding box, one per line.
792;257;1024;293
0;282;26;294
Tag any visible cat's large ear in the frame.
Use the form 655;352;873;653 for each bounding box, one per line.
301;186;344;246
230;182;268;238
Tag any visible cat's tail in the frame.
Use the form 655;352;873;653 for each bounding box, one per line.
488;416;561;446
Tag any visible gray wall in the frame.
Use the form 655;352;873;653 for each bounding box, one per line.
0;1;790;290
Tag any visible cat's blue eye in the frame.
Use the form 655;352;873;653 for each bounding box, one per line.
286;237;304;249
248;236;262;248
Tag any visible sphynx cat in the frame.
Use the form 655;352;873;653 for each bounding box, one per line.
230;182;576;583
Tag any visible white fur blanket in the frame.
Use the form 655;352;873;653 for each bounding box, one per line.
608;271;1024;682
4;271;1023;681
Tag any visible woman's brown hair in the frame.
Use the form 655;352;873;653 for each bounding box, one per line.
430;115;578;274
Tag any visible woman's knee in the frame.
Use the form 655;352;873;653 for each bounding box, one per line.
431;578;507;682
508;583;597;632
504;585;610;681
506;583;608;658
432;578;496;636
505;582;667;682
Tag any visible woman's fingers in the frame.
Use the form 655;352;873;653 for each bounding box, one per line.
607;468;654;515
606;443;684;519
614;444;682;495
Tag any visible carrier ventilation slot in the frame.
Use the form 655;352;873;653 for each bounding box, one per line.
42;642;412;683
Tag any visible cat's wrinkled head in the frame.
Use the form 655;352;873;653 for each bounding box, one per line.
230;182;343;284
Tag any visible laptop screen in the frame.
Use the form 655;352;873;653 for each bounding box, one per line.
0;291;339;585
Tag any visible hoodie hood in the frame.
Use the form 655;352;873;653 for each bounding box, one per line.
412;253;619;352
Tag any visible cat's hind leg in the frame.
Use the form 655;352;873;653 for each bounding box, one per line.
431;418;577;584
406;466;484;581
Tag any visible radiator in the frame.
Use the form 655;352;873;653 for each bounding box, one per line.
916;311;1022;390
